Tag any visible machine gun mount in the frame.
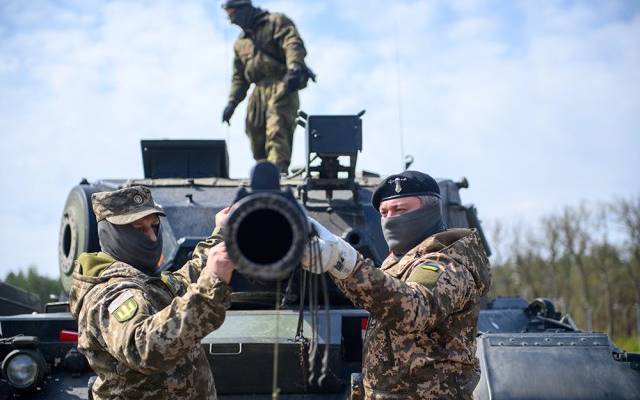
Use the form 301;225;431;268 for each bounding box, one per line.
296;110;365;205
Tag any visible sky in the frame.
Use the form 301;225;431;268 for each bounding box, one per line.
0;0;639;278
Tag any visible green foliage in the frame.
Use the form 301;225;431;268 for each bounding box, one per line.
4;265;62;310
489;197;640;342
614;336;640;353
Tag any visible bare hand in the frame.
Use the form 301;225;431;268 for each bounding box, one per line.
204;243;235;284
215;207;232;229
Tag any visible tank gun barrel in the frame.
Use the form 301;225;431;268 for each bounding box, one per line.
224;161;309;281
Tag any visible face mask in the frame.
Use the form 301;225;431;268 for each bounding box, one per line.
381;203;445;256
98;220;163;275
228;6;258;31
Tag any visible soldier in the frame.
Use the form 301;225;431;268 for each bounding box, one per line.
302;171;492;399
68;186;234;400
221;0;311;174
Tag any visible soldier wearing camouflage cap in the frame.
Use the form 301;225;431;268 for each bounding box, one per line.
220;0;311;174
302;171;492;399
68;186;235;399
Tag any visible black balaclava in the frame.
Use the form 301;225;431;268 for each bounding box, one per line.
381;201;445;256
98;220;163;275
228;5;264;32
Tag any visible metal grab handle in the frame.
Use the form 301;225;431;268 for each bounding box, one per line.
209;342;243;356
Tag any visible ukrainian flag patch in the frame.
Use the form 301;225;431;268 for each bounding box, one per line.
419;262;442;272
407;260;444;289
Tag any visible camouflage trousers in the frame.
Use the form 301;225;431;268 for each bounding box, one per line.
245;79;299;171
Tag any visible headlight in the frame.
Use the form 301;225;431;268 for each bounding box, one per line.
2;349;46;391
6;353;37;388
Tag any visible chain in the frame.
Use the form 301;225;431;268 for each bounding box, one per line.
271;279;281;400
291;235;334;390
295;267;310;390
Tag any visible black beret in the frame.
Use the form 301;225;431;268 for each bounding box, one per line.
371;170;440;210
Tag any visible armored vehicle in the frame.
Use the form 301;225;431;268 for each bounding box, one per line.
0;283;40;317
1;112;639;399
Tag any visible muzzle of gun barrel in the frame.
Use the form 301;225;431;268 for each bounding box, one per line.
224;191;308;281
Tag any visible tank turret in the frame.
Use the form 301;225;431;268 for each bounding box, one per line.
2;112;638;399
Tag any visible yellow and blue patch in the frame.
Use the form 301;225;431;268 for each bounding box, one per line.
420;262;441;272
407;260;445;289
419;261;442;272
161;272;181;297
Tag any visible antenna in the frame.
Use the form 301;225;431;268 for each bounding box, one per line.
393;20;405;172
224;21;231;144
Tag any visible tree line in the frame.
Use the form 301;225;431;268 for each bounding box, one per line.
488;197;640;351
3;197;639;351
4;266;62;311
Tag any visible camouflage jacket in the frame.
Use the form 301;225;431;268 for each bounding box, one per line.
333;229;491;400
69;228;231;400
228;11;307;106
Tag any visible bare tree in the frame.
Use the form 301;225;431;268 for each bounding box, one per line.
488;198;640;346
488;220;505;266
591;204;616;336
542;216;569;310
509;223;535;299
613;197;640;348
558;204;593;331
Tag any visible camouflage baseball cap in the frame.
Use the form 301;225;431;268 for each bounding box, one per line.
91;186;165;225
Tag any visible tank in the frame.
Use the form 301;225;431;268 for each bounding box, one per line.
1;112;639;399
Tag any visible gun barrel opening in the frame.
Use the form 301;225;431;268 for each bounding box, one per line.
236;209;293;265
61;223;72;258
225;192;308;281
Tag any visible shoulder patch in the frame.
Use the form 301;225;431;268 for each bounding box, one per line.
419;261;444;272
108;291;139;323
160;272;181;297
407;261;445;289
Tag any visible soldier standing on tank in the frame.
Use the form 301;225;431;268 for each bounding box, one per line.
302;171;492;399
220;0;311;174
68;186;235;400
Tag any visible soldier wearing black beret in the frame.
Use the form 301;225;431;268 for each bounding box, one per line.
371;170;442;209
302;170;492;399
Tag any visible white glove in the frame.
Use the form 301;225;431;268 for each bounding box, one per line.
302;217;359;280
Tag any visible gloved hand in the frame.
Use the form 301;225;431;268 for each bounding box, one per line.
222;102;236;125
283;65;303;93
302;217;358;280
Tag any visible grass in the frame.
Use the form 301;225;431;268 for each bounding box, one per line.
613;336;640;353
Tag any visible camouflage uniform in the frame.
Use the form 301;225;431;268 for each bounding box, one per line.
69;187;231;400
333;229;492;399
227;11;307;168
